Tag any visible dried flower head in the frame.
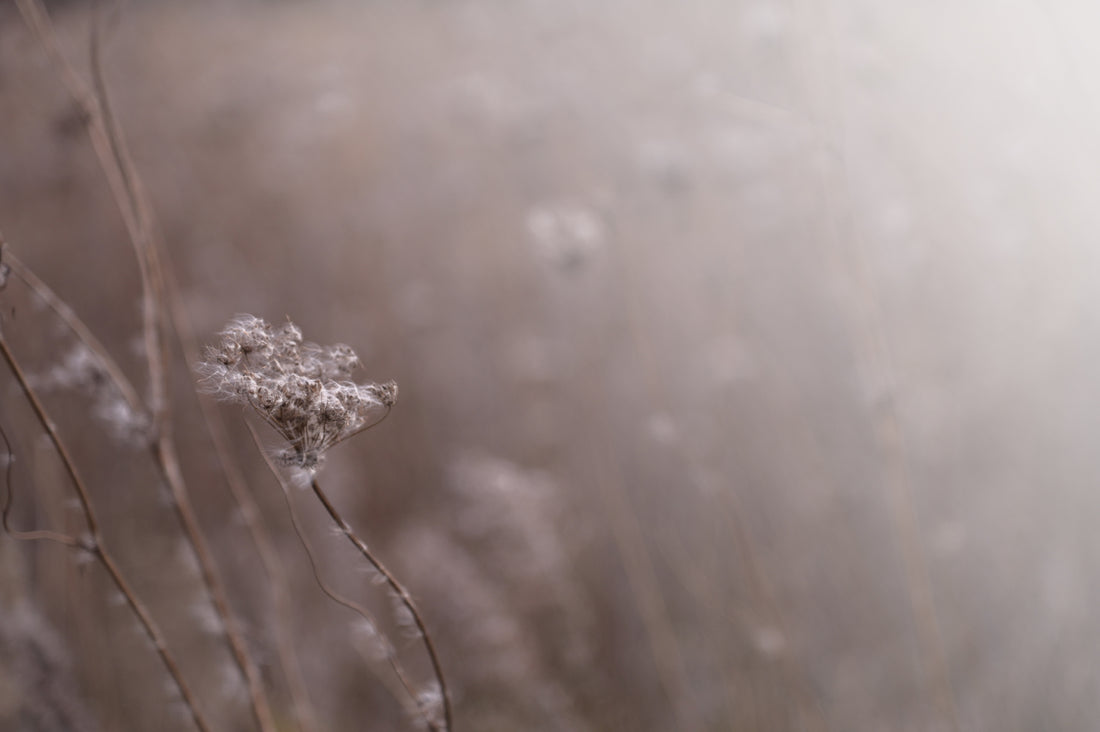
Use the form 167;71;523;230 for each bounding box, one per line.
198;315;395;469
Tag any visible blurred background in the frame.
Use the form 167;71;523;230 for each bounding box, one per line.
3;0;1100;730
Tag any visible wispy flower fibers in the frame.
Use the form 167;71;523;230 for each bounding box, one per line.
198;315;396;469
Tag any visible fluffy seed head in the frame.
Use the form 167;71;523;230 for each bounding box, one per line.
198;315;395;469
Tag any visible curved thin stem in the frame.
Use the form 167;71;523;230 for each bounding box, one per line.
3;251;146;421
13;5;280;728
0;421;82;548
309;476;452;732
245;422;423;719
3;233;276;732
0;332;212;732
186;334;318;732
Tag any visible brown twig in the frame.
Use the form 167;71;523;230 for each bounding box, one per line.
154;428;279;732
308;475;452;732
194;360;319;732
193;382;320;732
245;422;425;724
0;421;82;548
159;258;317;732
14;4;280;729
3;250;146;422
0;332;212;732
0;411;80;548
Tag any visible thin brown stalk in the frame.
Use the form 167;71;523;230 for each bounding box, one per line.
154;433;278;732
200;416;320;732
3;259;276;732
84;1;167;427
161;253;317;732
15;4;280;729
3;250;146;420
14;0;144;286
0;420;79;547
308;476;452;732
8;239;284;731
0;333;212;732
245;422;425;723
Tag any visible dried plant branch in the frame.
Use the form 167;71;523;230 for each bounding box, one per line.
154;428;278;732
14;5;282;729
1;416;80;548
308;475;452;732
155;231;319;730
17;2;454;727
3;250;147;424
1;434;81;550
0;332;213;732
51;10;312;717
202;316;451;731
14;0;143;283
195;359;320;732
85;0;167;428
245;421;424;724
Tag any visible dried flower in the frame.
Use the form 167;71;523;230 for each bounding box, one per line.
198;315;395;469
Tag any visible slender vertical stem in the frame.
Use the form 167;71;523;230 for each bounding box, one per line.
153;437;278;732
164;260;317;732
245;422;423;724
0;333;212;732
14;5;280;728
4;251;145;419
309;477;452;732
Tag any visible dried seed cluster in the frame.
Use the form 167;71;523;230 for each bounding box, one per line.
198;315;396;469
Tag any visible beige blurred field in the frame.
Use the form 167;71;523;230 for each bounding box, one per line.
3;1;1100;730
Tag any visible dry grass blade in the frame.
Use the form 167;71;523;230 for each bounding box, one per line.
245;421;426;726
13;3;281;729
307;476;453;732
195;351;320;732
0;332;213;732
3;250;146;424
201;313;450;729
0;420;82;549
